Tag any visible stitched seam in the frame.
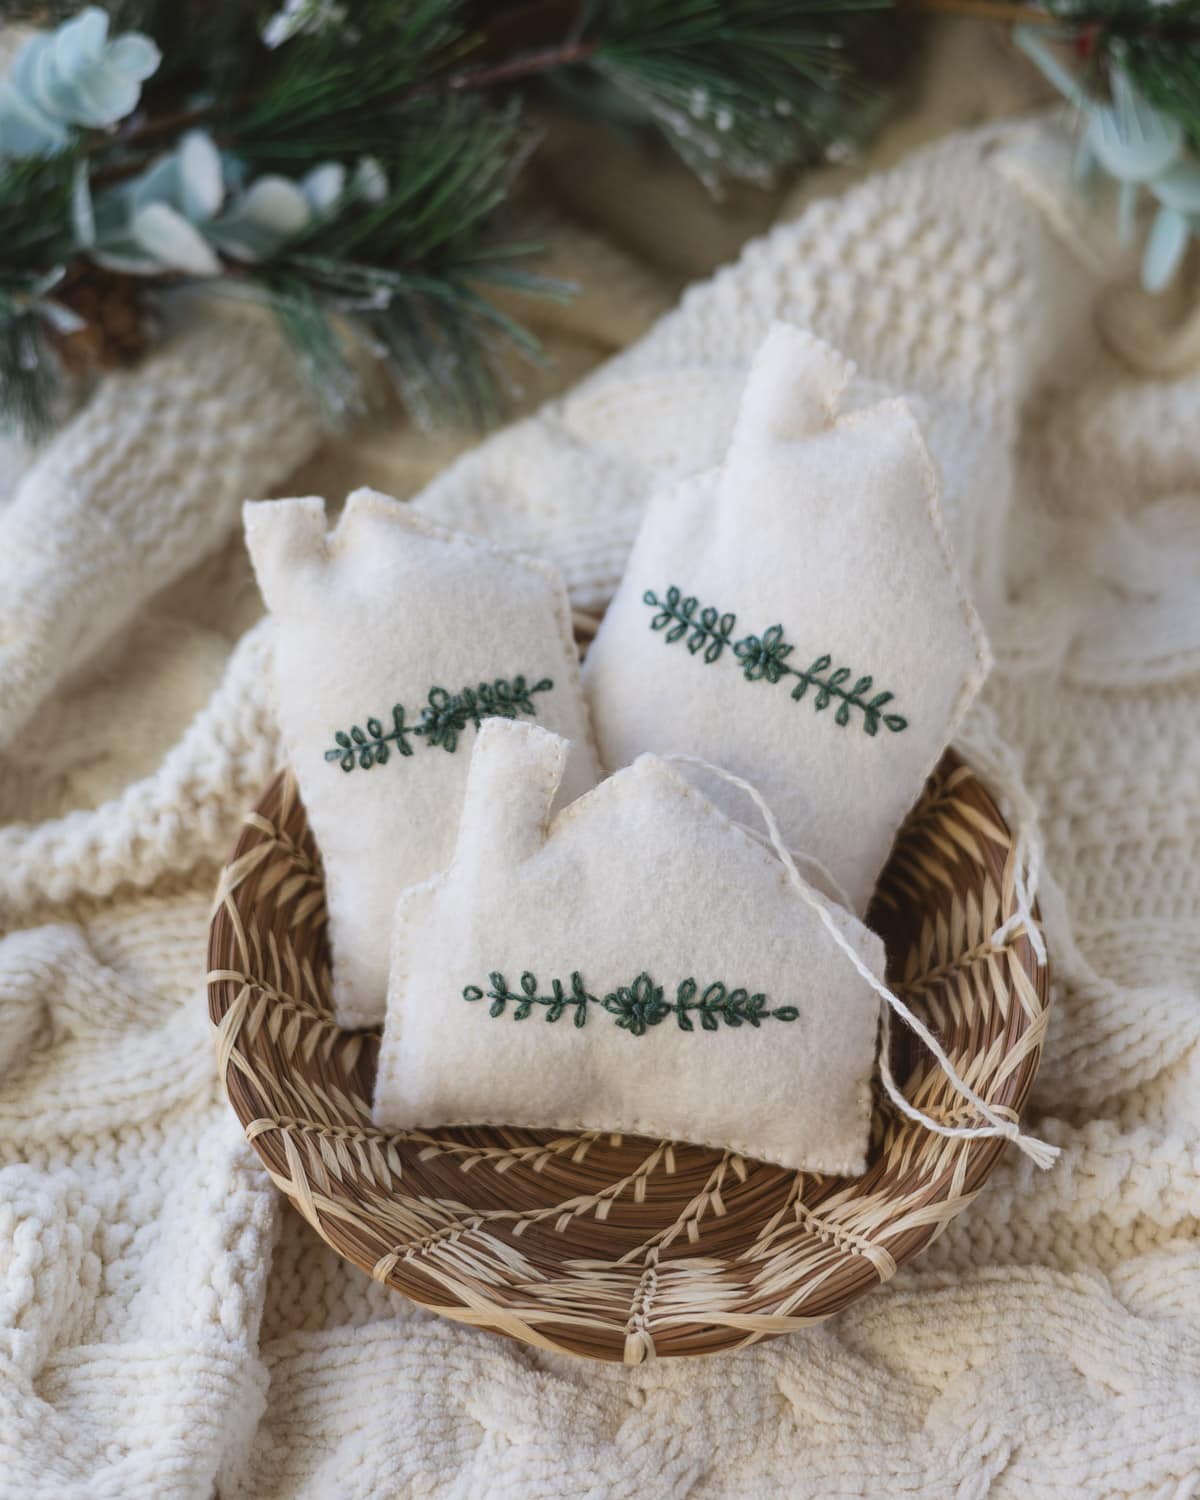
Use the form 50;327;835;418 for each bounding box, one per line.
888;398;993;780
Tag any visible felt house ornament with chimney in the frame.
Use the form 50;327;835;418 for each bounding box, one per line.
374;719;885;1176
584;324;992;916
245;489;600;1028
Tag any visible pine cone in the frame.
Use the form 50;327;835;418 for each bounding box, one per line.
51;262;152;375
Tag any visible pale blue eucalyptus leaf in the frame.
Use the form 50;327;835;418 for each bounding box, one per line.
33;34;76;118
238;176;312;232
1151;159;1200;214
42;13;103;113
71;161;95;246
220;153;250;193
1;4;160;152
91;180;134;238
1071;132;1097;186
1013;27;1089;110
301;162;345;214
132;201;222;276
1089;83;1182;184
208;176;312;260
178;131;224;222
1117;179;1139;247
10;34;50;100
90;237;167;275
1142;204;1191;293
107;34;161;83
72;58;143;127
0;77;67;155
354;156;387;203
129;154;183;215
206;220;287;262
53;9;110;79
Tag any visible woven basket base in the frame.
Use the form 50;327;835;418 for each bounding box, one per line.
208;750;1049;1362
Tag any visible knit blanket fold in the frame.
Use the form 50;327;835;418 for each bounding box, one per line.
2;117;1199;1500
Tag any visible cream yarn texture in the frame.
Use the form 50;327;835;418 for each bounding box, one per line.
374;719;883;1175
245;489;598;1026
2;115;1200;1499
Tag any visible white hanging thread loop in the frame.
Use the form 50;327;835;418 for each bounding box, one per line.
954;706;1049;966
663;754;1059;1171
730;818;856;912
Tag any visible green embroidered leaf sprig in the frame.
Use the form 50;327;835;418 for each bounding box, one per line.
643;587;907;736
646;585;736;664
326;675;553;772
463;970;799;1036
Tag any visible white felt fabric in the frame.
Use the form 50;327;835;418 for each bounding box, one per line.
244;490;600;1027
374;718;884;1175
584;324;992;914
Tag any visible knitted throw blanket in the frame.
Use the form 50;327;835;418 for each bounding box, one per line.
2;118;1199;1499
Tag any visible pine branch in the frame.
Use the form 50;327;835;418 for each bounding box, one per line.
1127;50;1200;145
0;154;86;437
1041;0;1200;40
0;301;57;439
247;101;560;426
227;1;473;166
901;0;1050;19
0;0;903;438
0;153;80;270
1083;1;1200;145
445;38;600;89
583;0;892;187
1004;1;1200;151
903;0;1200;31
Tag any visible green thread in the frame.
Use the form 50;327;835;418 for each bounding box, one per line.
643;586;907;736
463;970;799;1036
645;588;737;664
326;674;553;771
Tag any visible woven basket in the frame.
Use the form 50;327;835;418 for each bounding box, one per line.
208;657;1049;1363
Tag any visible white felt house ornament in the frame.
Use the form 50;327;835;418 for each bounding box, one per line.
584;324;992;915
245;489;600;1027
373;718;885;1176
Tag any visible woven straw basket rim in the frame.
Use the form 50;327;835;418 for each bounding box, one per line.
208;671;1049;1363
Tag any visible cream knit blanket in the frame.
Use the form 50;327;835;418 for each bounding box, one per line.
2;110;1199;1498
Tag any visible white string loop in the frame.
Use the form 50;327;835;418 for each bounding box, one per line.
729;818;856;912
954;706;1049;966
663;754;1059;1171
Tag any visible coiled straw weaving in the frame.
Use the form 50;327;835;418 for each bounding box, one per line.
208;625;1049;1363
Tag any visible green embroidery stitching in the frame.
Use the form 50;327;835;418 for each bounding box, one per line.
644;588;737;664
325;675;553;772
463;970;799;1036
643;586;907;735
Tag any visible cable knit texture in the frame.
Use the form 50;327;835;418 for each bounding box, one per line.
2;100;1199;1499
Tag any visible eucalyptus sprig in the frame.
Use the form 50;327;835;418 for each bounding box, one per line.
1018;10;1200;291
0;0;898;440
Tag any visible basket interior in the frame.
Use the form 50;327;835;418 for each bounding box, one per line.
208;745;1049;1363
